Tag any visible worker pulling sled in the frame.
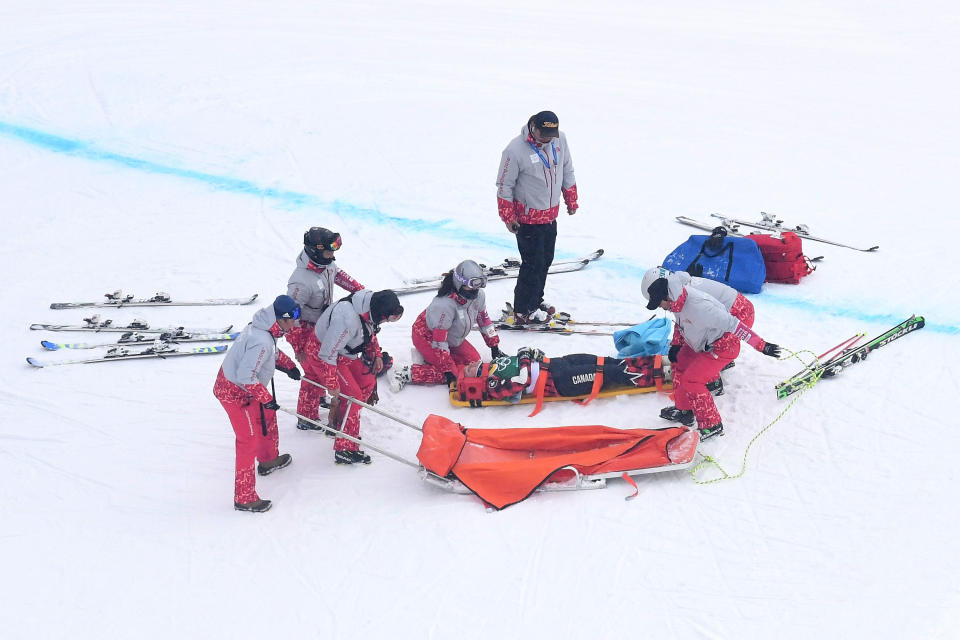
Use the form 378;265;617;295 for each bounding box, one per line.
285;378;698;510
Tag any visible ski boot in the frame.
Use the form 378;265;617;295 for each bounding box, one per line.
257;453;292;476
297;417;326;431
698;422;724;441
390;365;412;393
234;499;272;513
706;377;724;396
335;449;372;465
659;406;695;426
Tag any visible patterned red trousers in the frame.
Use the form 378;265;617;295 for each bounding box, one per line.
672;294;754;399
673;334;740;430
219;399;279;503
410;314;481;384
333;356;377;452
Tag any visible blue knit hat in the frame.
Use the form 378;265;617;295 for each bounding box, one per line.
273;295;301;320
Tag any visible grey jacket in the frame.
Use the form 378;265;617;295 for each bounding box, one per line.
672;287;740;353
222;305;280;388
286;251;343;325
314;289;376;365
667;271;739;311
425;290;490;350
496;124;576;214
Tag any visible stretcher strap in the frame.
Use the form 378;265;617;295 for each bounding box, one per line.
622;472;639;500
653;355;666;393
527;357;551;417
573;357;605;407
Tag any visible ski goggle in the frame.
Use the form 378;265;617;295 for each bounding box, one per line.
318;235;342;251
454;272;487;290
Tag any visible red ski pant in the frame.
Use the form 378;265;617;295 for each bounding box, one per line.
673;338;740;430
219;398;280;503
333;356;376;452
410;322;482;385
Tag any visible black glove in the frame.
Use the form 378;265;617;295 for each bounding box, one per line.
490;345;503;359
278;366;301;381
262;398;280;411
762;342;782;358
444;371;457;386
668;344;681;363
366;387;379;405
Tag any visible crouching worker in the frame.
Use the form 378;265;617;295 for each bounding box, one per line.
213;295;302;513
389;260;500;392
456;347;671;408
642;266;755;397
642;274;781;440
315;289;404;465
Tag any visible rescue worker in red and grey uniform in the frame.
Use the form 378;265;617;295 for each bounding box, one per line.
389;260;501;392
496;110;578;324
213;295;302;513
314;289;404;465
642;273;781;440
286;227;364;432
643;267;756;397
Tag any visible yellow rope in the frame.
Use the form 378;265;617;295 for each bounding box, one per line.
688;345;832;484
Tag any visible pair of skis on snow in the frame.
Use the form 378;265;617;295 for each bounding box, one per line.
675;212;879;253
494;302;639;336
28;313;241;368
393;249;604;296
775;315;924;398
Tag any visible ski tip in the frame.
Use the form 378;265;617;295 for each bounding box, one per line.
246;294;259;304
865;246;879;252
594;249;604;257
40;340;60;351
50;303;65;309
26;357;43;368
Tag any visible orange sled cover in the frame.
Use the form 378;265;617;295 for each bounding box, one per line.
416;415;695;509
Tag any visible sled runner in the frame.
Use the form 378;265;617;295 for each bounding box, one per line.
284;378;699;510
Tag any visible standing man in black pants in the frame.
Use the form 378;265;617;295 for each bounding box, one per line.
496;110;579;324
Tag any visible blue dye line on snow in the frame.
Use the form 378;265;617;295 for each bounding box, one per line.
0;121;515;252
3;120;958;335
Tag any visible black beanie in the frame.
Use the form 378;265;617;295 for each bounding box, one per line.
370;290;403;323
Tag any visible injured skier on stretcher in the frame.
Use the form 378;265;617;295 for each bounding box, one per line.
449;347;672;409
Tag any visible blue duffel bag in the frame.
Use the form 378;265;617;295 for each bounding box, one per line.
662;227;766;294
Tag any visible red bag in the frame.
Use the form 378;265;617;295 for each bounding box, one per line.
748;232;815;284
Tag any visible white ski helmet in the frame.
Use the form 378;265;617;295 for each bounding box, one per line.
640;266;671;301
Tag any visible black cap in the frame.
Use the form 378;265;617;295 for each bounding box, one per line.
370;290;404;324
646;277;670;310
531;111;560;138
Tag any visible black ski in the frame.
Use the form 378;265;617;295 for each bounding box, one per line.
395;249;603;296
776;315;924;399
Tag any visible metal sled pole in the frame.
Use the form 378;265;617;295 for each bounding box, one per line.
276;405;421;469
299;375;423;432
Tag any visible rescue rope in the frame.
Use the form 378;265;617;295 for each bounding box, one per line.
688;345;831;484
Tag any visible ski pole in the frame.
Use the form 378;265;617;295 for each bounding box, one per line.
818;333;866;361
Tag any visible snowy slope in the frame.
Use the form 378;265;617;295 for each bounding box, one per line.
2;1;958;638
